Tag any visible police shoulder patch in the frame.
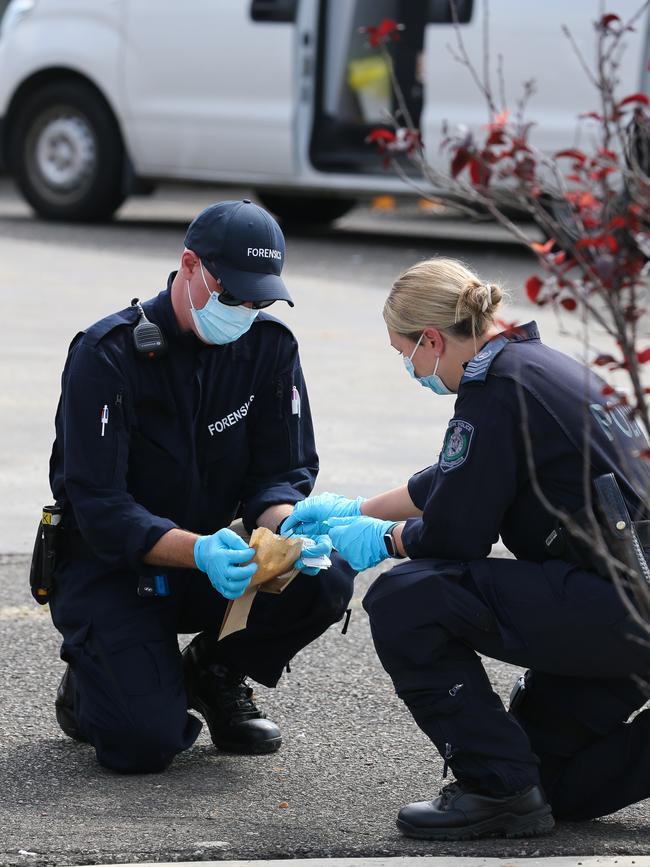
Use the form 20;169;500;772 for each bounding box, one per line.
439;419;475;473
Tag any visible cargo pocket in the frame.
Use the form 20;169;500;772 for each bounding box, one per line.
108;639;181;698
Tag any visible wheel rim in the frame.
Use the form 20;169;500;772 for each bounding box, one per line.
26;107;97;204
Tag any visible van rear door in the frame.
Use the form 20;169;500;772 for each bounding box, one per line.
121;0;297;181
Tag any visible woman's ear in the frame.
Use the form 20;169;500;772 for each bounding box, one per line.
422;327;444;354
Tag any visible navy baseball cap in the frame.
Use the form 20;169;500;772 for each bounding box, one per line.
184;199;293;307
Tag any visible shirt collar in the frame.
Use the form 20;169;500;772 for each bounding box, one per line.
477;320;540;353
499;321;540;343
145;271;202;349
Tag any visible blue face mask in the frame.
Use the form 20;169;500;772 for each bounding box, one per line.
188;262;259;345
403;332;453;395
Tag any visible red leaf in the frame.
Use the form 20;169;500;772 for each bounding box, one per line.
366;128;396;144
599;13;621;28
495;317;521;332
486;110;509;129
617;93;650;108
579;111;604;121
377;17;402;41
601;384;616;396
637;347;650;363
555;149;587;163
361;18;403;47
608;215;627;229
526;275;543;303
469;157;490;186
566;191;598;210
624;305;643;323
589;166;616;181
594;354;617;366
560;297;577;311
486;129;506;146
554;251;566;265
531;239;554;255
451;147;471;178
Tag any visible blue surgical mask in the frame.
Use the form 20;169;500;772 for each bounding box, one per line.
403;332;453;396
188;262;258;345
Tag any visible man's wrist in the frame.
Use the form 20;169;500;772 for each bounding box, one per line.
256;503;293;535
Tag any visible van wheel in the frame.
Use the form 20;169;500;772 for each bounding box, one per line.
9;81;125;221
256;193;357;226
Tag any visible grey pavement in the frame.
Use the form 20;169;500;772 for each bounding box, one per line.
0;180;648;865
78;859;650;867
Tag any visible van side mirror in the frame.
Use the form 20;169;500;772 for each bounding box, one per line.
250;0;298;23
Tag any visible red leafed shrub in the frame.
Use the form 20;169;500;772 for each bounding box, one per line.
362;6;650;443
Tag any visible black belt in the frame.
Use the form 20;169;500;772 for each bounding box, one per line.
546;475;650;584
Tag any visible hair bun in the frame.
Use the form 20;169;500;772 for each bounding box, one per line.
463;281;501;315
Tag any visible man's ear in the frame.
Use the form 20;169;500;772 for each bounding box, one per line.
422;327;444;354
179;249;200;280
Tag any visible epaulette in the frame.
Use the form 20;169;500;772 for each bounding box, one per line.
254;311;295;338
460;335;509;385
84;307;139;348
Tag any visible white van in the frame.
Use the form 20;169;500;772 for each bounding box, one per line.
0;0;647;223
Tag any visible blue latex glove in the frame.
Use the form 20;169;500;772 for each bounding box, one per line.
293;534;333;576
194;528;257;600
282;492;366;539
326;516;393;572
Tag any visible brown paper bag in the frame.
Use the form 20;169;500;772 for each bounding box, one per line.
218;527;303;640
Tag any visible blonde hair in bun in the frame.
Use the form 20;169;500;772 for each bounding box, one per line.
383;257;503;342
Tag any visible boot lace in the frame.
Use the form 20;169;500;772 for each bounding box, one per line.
438;782;463;808
205;666;265;723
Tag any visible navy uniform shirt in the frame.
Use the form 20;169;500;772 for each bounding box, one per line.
402;322;650;562
49;275;317;572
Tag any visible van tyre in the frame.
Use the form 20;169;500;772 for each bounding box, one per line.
256;192;356;227
9;81;126;222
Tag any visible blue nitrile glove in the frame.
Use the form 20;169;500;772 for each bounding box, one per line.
194;528;257;600
293;534;333;576
326;516;393;572
281;492;366;539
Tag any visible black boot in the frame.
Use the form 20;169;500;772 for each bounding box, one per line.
182;641;282;755
54;665;88;743
397;781;555;841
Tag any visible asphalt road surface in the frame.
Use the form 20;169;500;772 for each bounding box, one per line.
0;180;647;865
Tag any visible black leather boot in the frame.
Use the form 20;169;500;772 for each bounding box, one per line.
397;781;555;840
182;641;282;754
54;665;88;743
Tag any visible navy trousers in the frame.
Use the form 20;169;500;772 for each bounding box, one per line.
363;557;650;820
50;552;355;774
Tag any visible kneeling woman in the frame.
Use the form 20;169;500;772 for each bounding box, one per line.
284;258;650;841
